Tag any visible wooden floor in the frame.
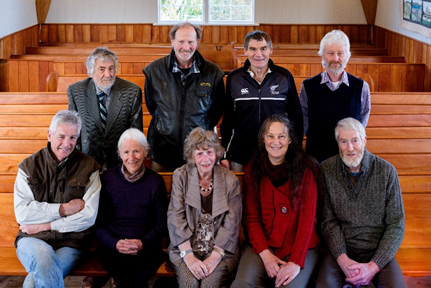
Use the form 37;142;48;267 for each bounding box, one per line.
0;275;429;287
0;275;158;287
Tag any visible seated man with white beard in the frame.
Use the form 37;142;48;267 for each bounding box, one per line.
316;117;407;288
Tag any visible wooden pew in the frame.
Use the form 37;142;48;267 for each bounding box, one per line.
23;42;233;73
46;72;146;93
232;43;389;56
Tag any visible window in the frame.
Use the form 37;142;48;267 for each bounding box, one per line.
159;0;255;24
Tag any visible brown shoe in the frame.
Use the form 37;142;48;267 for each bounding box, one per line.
110;277;118;288
82;276;95;288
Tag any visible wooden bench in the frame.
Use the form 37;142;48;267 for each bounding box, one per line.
232;43;389;57
234;58;424;92
0;91;431;277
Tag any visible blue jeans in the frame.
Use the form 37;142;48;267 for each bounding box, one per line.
16;237;83;288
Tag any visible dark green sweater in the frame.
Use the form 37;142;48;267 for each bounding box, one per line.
320;148;405;269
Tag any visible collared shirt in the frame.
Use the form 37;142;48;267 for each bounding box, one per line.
299;70;371;135
247;67;273;85
172;57;200;85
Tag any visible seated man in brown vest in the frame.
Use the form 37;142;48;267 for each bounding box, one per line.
14;110;101;287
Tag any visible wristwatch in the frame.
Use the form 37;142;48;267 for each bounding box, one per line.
180;249;193;258
213;247;225;258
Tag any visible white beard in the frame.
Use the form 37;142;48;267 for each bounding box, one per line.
340;148;364;169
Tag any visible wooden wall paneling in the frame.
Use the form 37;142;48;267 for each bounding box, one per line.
108;25;117;42
124;25;133;42
121;62;132;74
349;25;360;44
11;32;23;56
64;62;77;74
54;62;65;75
91;25;100;42
228;26;237;43
28;61;40;92
116;25;125;42
324;25;333;35
0;36;10;59
65;24;74;42
316;26;326;43
343;26;352;43
151;25;160;43
271;25;282;44
299;63;310;78
278;25;289;43
82;25;91;42
40;24;48;43
236;26;246;43
286;64;299;76
290;25;299;44
134;62;145;74
413;64;425;91
99;25;108;42
390;64;403;92
73;24;83;42
57;25;65;42
0;62;8;91
378;64;391;92
219;26;229;43
39;61;49;92
201;26;210;43
297;25;307;43
18;61;29;92
142;24;152;43
356;64;368;77
211;26;220;43
425;46;431;91
309;63;322;76
368;64;380;92
413;41;424;64
133;25;143;43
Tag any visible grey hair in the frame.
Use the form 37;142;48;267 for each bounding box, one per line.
117;128;149;153
183;127;225;166
49;110;81;136
244;30;272;50
85;47;118;77
335;117;366;141
169;21;202;40
318;30;351;61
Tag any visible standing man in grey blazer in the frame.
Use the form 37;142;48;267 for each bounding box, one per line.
68;47;143;171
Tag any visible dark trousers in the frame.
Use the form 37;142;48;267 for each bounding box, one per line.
316;248;406;288
99;247;162;288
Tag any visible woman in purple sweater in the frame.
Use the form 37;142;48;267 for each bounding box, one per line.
95;128;168;288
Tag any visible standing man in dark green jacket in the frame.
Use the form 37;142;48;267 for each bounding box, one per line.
143;21;225;172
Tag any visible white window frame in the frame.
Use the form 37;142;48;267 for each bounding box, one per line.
158;0;255;25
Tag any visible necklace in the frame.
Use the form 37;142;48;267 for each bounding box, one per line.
199;180;213;192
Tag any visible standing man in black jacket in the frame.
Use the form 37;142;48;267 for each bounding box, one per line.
220;30;303;172
143;21;225;172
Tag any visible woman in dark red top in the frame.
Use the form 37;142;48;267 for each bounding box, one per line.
231;113;321;288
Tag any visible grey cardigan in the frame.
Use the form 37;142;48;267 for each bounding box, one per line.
320;148;405;269
167;164;242;272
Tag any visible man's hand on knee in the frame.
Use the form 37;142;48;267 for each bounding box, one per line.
346;261;380;286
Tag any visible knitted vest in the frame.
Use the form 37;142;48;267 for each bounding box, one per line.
304;73;363;162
